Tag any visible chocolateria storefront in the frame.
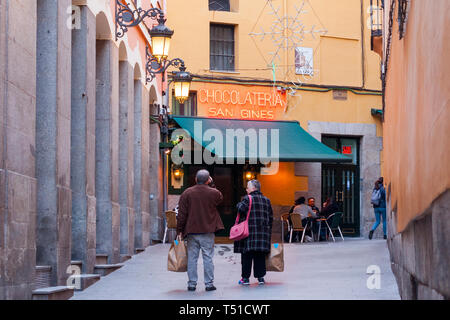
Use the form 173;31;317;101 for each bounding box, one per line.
166;83;351;240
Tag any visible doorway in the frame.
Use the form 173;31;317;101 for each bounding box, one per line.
185;164;245;237
321;136;361;236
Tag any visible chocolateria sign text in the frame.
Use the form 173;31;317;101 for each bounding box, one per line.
197;85;287;120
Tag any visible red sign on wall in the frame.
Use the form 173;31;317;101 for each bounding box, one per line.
342;146;352;154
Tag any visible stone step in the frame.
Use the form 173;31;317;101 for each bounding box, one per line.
68;274;101;291
120;254;132;263
34;265;52;290
70;260;83;270
93;263;124;277
95;254;108;265
32;286;74;300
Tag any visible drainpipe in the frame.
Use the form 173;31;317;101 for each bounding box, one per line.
360;0;366;88
162;79;173;214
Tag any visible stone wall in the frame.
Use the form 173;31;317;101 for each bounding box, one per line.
0;0;38;299
387;189;449;299
0;1;163;299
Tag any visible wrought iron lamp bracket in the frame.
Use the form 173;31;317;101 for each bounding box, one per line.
145;46;186;84
115;0;166;40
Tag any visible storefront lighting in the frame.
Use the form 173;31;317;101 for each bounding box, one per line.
173;166;183;181
245;172;254;180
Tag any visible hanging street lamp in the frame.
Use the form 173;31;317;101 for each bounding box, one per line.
172;66;192;104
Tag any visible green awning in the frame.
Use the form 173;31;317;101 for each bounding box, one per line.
171;116;352;162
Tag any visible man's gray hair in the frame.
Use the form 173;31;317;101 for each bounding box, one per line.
248;179;261;191
196;169;210;184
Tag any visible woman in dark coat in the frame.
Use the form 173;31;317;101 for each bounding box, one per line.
320;197;339;218
234;179;273;285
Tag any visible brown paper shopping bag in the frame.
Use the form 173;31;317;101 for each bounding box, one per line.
167;236;187;272
265;243;284;272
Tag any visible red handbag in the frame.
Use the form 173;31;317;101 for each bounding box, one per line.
229;195;252;241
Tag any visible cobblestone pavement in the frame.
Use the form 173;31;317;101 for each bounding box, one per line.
72;238;400;300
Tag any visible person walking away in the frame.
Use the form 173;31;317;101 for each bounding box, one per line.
292;197;317;241
369;180;387;240
177;169;224;292
234;180;273;286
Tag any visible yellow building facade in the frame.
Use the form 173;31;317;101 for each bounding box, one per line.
166;0;383;239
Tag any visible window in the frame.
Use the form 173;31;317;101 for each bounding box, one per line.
398;0;409;39
209;0;230;12
210;24;235;71
172;92;197;116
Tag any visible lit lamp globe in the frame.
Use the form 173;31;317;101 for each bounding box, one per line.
149;20;174;63
173;67;192;104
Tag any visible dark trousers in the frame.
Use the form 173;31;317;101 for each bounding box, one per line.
241;251;267;279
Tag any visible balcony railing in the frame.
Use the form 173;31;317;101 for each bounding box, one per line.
370;0;384;53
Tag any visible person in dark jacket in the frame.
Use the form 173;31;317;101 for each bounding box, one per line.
234;179;273;286
369;180;387;240
317;197;339;241
177;169;224;292
320;197;339;218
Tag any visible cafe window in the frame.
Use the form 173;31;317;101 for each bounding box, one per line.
209;0;230;11
172;92;197;116
210;24;235;71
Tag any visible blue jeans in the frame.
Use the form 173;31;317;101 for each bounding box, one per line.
371;207;387;235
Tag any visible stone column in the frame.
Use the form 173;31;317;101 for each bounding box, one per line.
36;0;72;286
0;0;38;299
119;61;134;255
133;80;143;249
70;5;96;274
148;90;164;242
95;40;120;264
141;87;151;247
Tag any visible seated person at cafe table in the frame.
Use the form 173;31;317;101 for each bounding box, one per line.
290;197;318;241
308;197;320;216
316;197;340;241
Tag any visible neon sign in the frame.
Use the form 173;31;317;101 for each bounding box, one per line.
196;85;287;120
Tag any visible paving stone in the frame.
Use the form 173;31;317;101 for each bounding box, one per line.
72;239;400;300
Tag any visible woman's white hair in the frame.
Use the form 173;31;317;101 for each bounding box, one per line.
247;179;261;191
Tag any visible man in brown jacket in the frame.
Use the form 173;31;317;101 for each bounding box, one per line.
177;169;224;292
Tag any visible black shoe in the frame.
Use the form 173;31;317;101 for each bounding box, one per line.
239;278;250;285
205;285;217;291
369;230;374;240
384;235;387;240
258;277;265;285
187;286;196;291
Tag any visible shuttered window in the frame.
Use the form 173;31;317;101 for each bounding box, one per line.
209;0;230;12
210;24;235;71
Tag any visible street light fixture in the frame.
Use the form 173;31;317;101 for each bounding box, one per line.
115;0;173;44
172;66;192;104
115;0;192;216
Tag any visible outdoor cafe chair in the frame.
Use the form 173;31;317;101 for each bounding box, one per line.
289;213;310;243
326;212;345;242
281;213;290;243
163;210;177;243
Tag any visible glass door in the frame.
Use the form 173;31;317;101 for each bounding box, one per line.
321;136;360;236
